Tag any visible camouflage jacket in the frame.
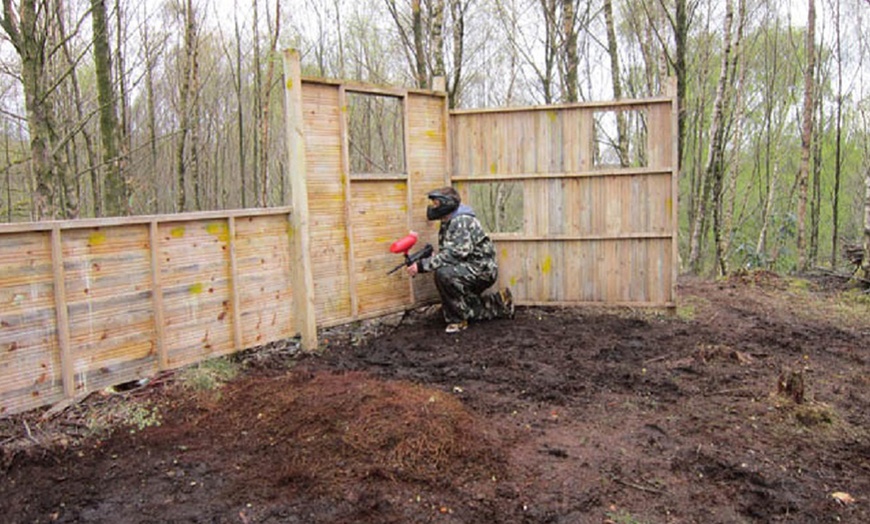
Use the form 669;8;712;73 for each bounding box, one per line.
420;204;498;276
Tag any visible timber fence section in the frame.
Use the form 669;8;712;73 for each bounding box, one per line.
1;52;677;416
449;92;679;308
0;209;297;415
289;51;447;329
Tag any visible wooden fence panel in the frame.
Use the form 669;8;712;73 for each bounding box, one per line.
450;96;677;308
301;82;353;327
63;225;158;393
234;214;294;349
406;92;447;304
0;209;296;415
158;220;235;368
297;78;449;326
0;232;63;414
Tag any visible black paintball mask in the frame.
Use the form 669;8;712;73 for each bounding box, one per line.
426;187;460;221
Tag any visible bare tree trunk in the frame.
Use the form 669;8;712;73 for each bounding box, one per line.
562;0;578;103
541;0;557;103
720;0;747;272
432;0;445;79
831;0;843;268
57;0;100;217
864;162;870;281
757;166;777;260
258;0;281;206
810;73;824;266
603;0;628;165
3;121;11;221
2;0;59;219
688;0;733;275
796;0;815;271
674;0;688;171
141;6;160;213
176;0;198;212
114;0;131;212
412;0;427;88
92;0;126;216
251;0;262;206
334;0;345;78
448;0;467;108
234;8;246;208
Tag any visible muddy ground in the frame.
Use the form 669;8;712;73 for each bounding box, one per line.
2;273;869;523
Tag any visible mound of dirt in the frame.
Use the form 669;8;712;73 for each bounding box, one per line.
203;371;507;490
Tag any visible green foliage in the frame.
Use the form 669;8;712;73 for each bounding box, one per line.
605;509;649;524
123;403;163;432
84;400;162;437
177;357;239;392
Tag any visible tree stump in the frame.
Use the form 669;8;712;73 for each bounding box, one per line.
777;369;805;404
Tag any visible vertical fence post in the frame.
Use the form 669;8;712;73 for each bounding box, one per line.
50;226;74;398
666;76;679;310
283;49;318;350
149;220;168;369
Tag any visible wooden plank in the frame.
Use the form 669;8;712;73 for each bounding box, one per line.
227;217;243;351
450;97;673;115
149;221;167;369
402;91;415;303
668;79;680;308
283;49;318;350
339;86;360;317
0;207;294;234
450;167;672;182
50;227;74;398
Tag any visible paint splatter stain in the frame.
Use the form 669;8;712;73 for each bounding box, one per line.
189;282;204;294
170;226;185;238
206;222;229;243
89;232;107;246
541;256;552;274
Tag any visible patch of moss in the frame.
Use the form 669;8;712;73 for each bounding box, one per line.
177;357;239;392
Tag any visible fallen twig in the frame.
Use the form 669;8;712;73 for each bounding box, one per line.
612;476;668;495
22;420;39;445
643;354;672;365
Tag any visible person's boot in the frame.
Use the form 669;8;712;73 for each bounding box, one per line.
500;288;515;319
445;320;468;333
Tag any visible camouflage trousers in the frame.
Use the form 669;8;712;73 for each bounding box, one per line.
433;264;511;324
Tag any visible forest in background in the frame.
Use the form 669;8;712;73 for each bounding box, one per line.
1;0;868;279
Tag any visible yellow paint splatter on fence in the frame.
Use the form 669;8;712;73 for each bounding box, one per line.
541;256;552;275
189;282;204;294
88;232;107;246
206;222;229;243
285;78;293;90
490;162;497;174
170;226;185;238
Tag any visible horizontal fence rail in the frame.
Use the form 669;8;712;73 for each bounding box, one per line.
0;208;297;415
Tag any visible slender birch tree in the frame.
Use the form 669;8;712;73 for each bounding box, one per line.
796;0;816;271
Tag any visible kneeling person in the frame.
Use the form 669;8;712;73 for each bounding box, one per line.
407;186;514;333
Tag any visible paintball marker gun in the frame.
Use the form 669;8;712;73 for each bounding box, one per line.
387;232;433;275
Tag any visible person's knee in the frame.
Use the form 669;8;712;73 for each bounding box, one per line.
433;266;455;286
